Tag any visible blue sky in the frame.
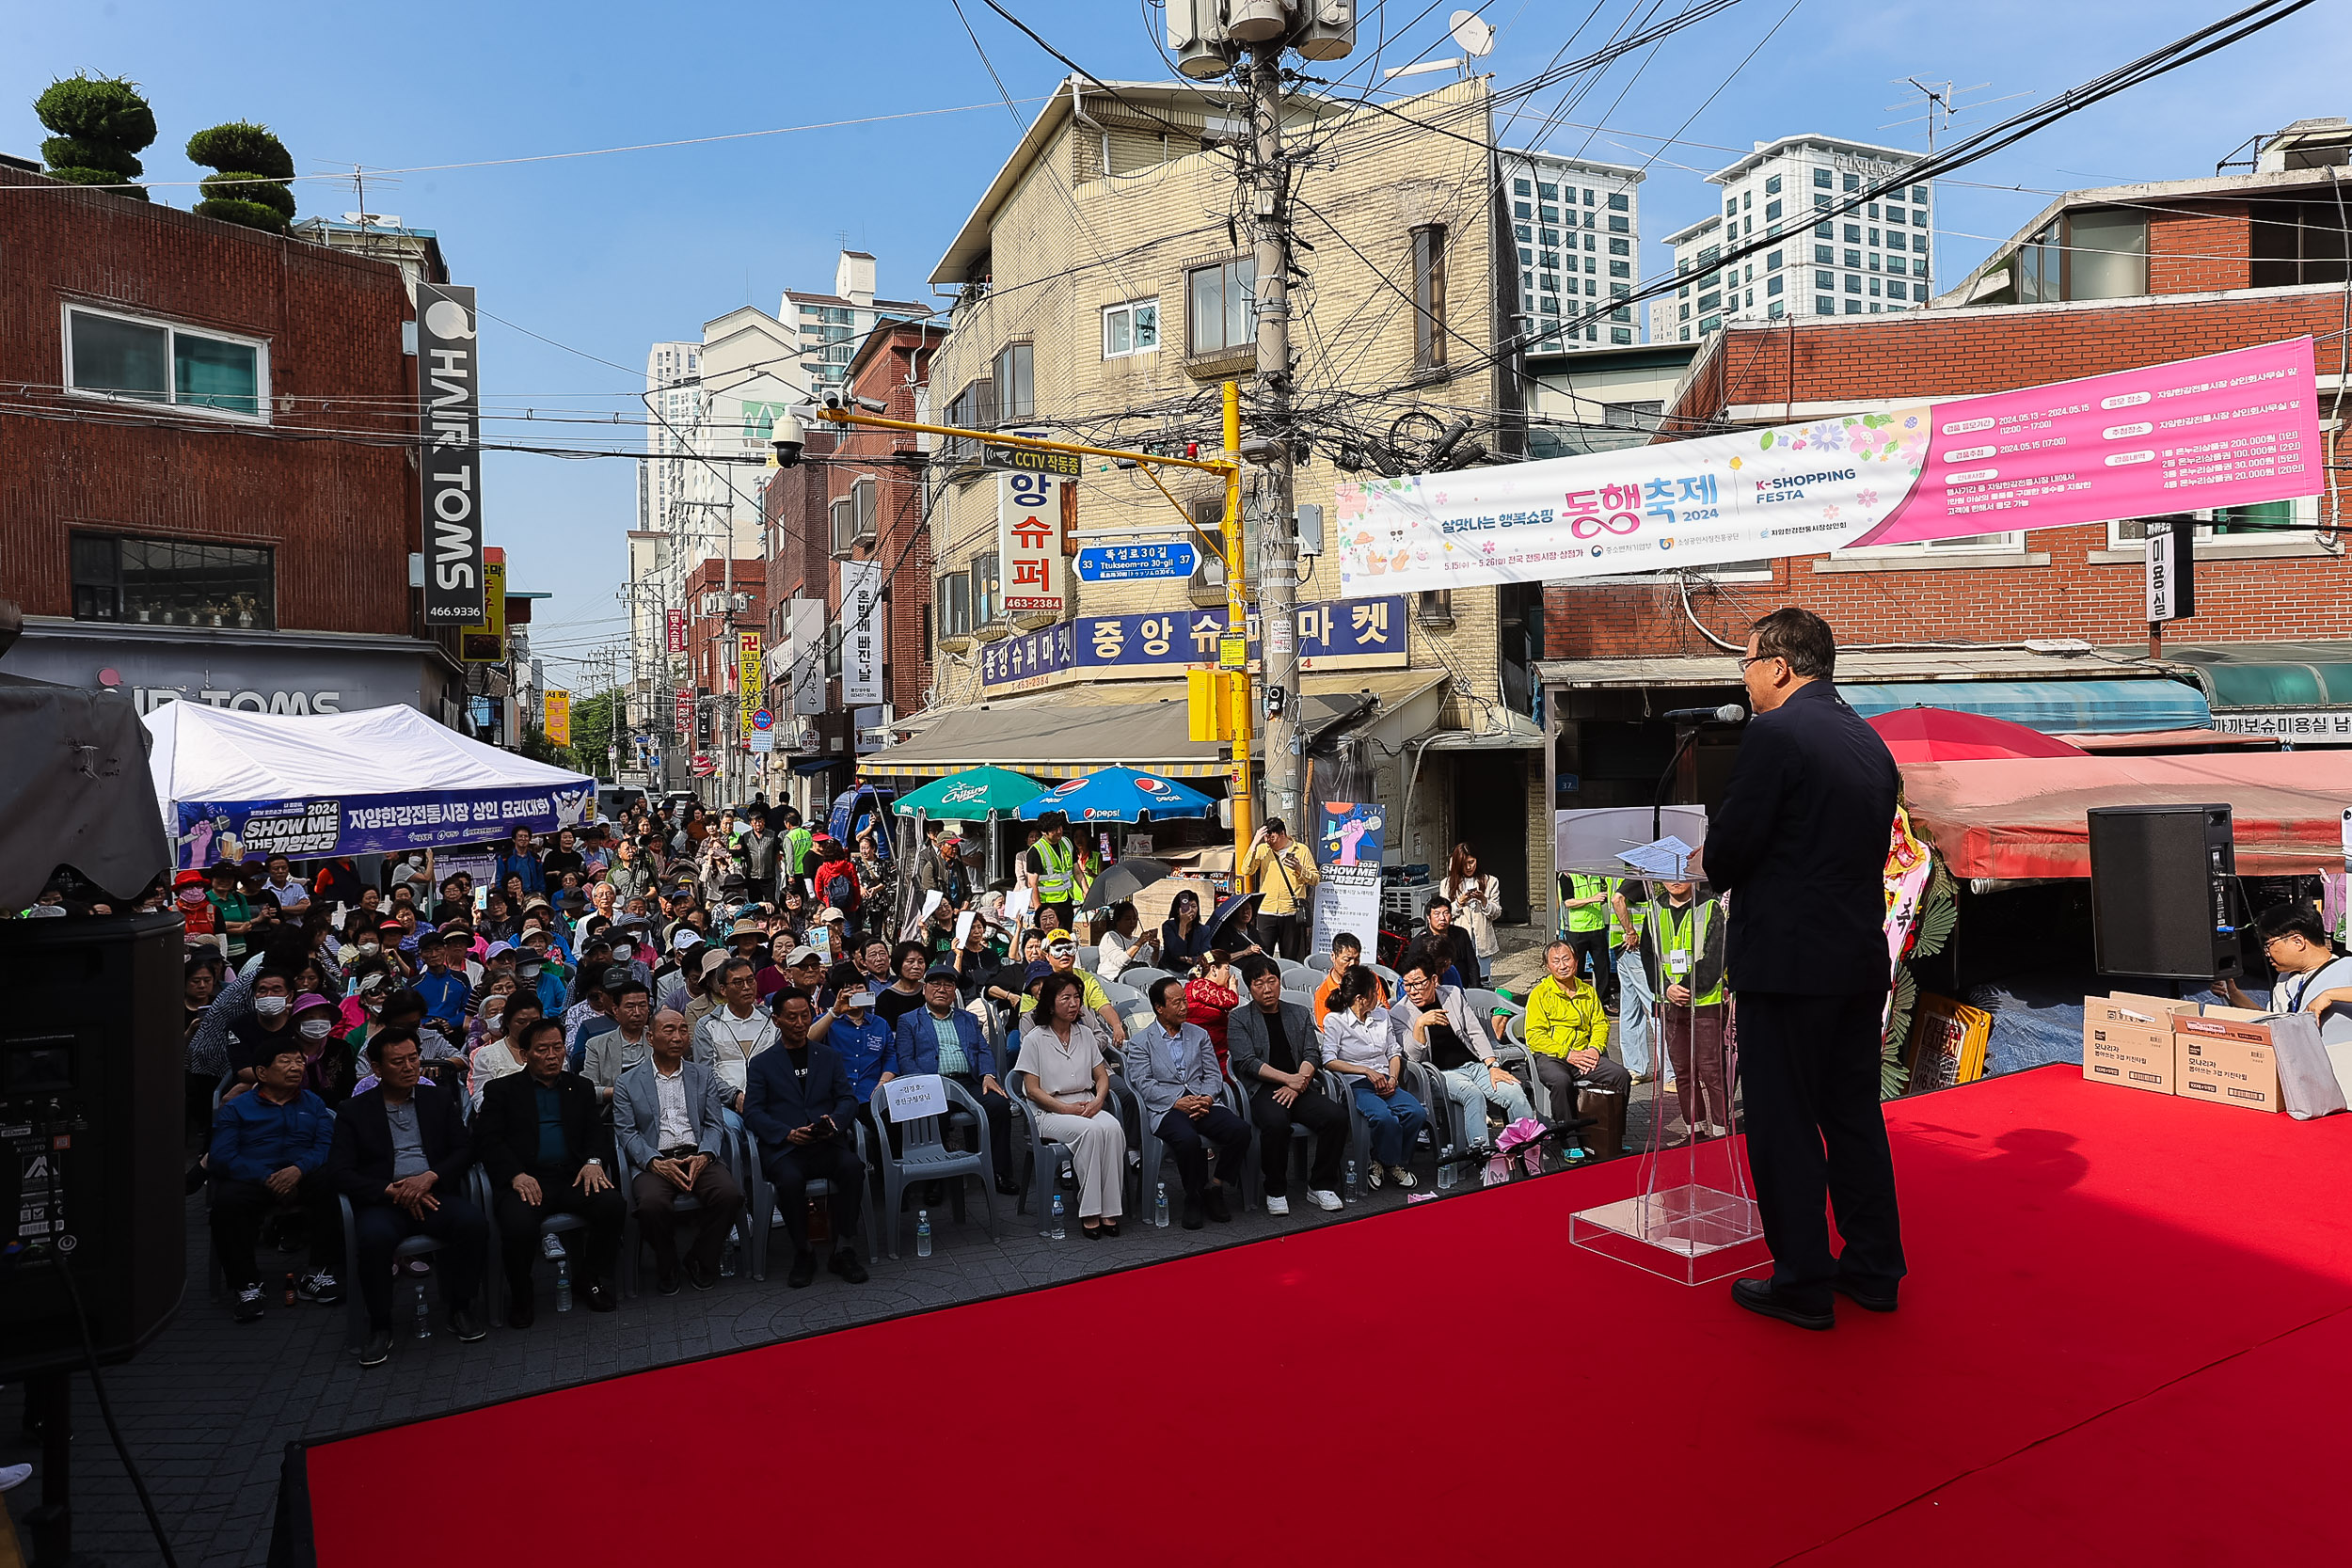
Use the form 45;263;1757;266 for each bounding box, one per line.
12;0;2343;682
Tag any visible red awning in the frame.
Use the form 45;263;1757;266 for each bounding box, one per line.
1899;752;2352;879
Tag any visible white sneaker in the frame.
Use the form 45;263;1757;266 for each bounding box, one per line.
540;1232;568;1260
1309;1189;1343;1212
1390;1164;1418;1189
0;1463;32;1493
1264;1195;1291;1216
1365;1164;1385;1191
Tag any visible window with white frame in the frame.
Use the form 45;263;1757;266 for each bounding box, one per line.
1102;299;1160;358
66;305;267;420
1851;529;2026;555
2107;497;2321;550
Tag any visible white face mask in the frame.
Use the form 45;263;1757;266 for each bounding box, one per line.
358;974;384;993
408;856;424;867
481;1005;506;1028
254;995;290;1018
519;962;542;979
612;944;632;961
298;1019;333;1041
358;941;380;955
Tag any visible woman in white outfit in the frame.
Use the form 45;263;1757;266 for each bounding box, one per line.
1015;970;1128;1237
1440;844;1503;986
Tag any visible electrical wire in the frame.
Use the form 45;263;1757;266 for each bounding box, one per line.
55;1255;179;1567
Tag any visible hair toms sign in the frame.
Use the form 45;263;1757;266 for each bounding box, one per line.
1335;339;2323;594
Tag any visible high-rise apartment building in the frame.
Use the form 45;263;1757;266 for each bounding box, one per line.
1651;135;1931;344
1500;148;1644;349
783;250;929;392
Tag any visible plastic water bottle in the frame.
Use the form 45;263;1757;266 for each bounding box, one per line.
1153;1182;1169;1228
1343;1160;1359;1204
1437;1145;1457;1190
720;1233;738;1278
915;1210;932;1258
554;1256;572;1312
410;1278;432;1340
1049;1194;1067;1241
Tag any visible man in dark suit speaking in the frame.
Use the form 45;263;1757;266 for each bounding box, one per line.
1702;608;1904;1330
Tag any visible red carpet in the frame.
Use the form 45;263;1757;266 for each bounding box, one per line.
302;1067;2352;1566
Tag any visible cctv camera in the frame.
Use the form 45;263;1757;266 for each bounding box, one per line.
819;388;845;411
770;411;806;467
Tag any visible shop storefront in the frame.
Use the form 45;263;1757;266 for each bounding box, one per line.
2;618;467;728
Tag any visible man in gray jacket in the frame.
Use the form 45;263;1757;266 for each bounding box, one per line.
1226;956;1347;1214
1123;977;1250;1227
1390;956;1538;1155
613;1007;746;1292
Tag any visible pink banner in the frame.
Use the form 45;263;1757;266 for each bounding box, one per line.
1851;337;2323;546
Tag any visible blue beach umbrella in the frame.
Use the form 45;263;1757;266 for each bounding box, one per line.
1015;766;1214;824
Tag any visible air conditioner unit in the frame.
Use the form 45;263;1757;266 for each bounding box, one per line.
851;476;879;546
830;497;854;559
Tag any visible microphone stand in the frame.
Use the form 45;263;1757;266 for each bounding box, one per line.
1652;723;1703;845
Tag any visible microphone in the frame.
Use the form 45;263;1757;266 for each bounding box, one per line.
1662;704;1747;725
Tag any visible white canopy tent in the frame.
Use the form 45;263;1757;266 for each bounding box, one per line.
142;702;595;869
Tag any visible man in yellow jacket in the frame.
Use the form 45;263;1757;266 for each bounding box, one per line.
1524;939;1631;1159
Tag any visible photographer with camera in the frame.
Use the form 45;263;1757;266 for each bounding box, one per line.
742;988;869;1290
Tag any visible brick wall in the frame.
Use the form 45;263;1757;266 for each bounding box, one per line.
0;168;419;636
834;326;936;717
2149;203;2251;294
1544;293;2352;660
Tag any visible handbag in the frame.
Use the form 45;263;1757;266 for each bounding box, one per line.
2264;1009;2348;1119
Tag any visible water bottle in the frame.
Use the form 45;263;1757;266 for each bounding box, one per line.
720;1233;738;1278
1437;1145;1457;1190
1153;1181;1169;1228
1049;1194;1067;1241
915;1210;933;1258
410;1278;432;1340
1343;1160;1359;1204
554;1256;572;1312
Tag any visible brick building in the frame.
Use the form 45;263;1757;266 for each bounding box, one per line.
755;321;937;820
1534;153;2352;923
0;166;469;722
679;555;763;796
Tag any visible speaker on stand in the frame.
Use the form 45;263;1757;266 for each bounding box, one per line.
2087;804;2244;983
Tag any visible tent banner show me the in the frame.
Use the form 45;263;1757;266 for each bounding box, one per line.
146;701;596;869
1333;339;2323;595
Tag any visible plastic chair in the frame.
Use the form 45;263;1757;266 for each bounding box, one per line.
1094;976;1141;1010
1224;1068;1342;1212
1305;952;1334;974
1121;966;1178;994
1009;1067;1078;1218
866;1078;996;1258
612;1121;742;1296
1368;962;1401;990
338;1192;454;1352
744;1119;879;1278
484;1171;590;1324
1276;958;1318;990
1334;1061;1438;1193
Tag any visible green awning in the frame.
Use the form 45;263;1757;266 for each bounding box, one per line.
2162;644;2352;709
1840;678;2210;735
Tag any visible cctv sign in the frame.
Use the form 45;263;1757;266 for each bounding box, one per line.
418;283;485;624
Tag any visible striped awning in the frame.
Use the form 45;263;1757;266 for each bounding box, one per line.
858;688;1223;782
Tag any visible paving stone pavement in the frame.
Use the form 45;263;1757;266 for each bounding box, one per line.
3;1160;1484;1566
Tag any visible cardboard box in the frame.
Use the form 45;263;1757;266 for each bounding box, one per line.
2171;1008;2280;1113
2083;993;2197;1095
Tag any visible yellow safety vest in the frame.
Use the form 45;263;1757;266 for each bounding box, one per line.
1035;836;1076;901
1649;899;1724;1006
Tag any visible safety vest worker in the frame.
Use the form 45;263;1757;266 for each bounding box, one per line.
1645;894;1726;1007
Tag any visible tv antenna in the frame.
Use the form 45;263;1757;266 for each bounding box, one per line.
1383;8;1496;82
1883;78;2024;152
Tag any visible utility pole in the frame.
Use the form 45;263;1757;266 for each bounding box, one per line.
1248;39;1303;832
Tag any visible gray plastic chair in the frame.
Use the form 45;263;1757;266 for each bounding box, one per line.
1121;966;1178;993
1094;975;1142;1009
1276;958;1318;990
1225;1067;1343;1212
1333;1059;1439;1194
745;1118;879;1277
612;1121;743;1296
338;1193;456;1352
866;1078;996;1258
485;1171;590;1324
1009;1067;1078;1219
1305;952;1334;974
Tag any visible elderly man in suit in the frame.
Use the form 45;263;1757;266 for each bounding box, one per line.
1704;608;1905;1331
892;963;1020;1197
743;989;869;1290
325;1028;489;1366
613;1006;746;1293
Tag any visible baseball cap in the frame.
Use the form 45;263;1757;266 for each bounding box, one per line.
174;868;208;889
924;963;960;984
818;907;847;923
1023;959;1054;988
291;992;336;1017
485;941;516;959
672;929;704;951
786;945;822;967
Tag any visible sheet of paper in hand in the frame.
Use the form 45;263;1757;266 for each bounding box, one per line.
882;1073;948;1123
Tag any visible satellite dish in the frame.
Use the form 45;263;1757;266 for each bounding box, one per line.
1449;8;1496;57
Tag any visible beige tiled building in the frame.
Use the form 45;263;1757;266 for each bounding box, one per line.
869;76;1548;924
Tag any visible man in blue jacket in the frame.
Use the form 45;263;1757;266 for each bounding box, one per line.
893;964;1018;1196
412;931;473;1037
495;825;547;898
743;990;868;1290
210;1037;341;1322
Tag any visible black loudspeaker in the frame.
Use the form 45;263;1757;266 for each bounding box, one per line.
2088;804;2242;982
0;909;186;1379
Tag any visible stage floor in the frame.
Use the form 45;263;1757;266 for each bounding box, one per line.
301;1067;2352;1566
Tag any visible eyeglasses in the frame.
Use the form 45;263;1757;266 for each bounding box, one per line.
1736;654;1776;672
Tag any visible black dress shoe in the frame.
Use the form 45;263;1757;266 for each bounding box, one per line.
1203;1186;1232;1224
655;1267;682;1296
830;1247;869;1284
787;1249;818;1289
1731;1277;1834;1331
995;1175;1022;1196
1181;1195;1207;1230
583;1280;618;1313
1830;1275;1899;1313
447;1307;486;1342
685;1259;719;1291
508;1298;536;1330
358;1329;393;1368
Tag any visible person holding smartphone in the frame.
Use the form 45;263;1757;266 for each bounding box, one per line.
742;989;869;1289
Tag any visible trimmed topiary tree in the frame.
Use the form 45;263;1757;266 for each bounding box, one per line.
35;74;156;199
185;120;295;233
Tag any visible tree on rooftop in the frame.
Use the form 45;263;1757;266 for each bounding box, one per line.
186;120;296;233
35;74;156;200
